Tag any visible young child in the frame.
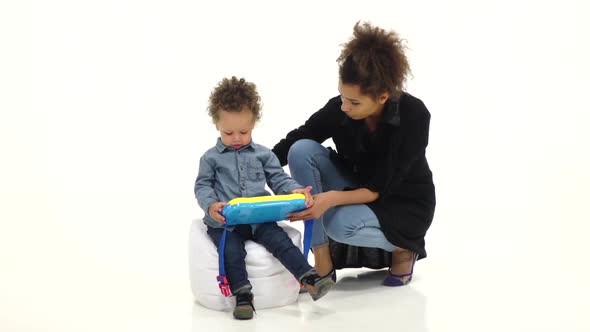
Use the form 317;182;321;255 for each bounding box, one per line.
194;77;334;320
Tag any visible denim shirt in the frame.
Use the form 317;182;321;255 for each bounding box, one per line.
195;138;303;229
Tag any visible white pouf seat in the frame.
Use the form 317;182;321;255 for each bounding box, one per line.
189;219;302;311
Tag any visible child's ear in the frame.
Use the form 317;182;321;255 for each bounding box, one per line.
215;123;220;131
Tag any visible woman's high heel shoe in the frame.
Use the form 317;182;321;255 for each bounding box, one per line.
383;252;417;287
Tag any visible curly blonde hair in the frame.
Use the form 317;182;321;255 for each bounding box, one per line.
207;76;262;123
337;22;411;99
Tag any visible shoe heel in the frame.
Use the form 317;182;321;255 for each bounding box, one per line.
383;252;417;287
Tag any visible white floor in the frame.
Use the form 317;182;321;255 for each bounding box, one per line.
191;251;590;332
2;215;589;332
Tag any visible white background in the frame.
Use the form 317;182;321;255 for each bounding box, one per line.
1;0;589;331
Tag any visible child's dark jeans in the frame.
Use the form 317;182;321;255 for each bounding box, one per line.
207;223;312;294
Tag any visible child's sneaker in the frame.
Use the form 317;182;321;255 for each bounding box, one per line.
300;271;335;301
233;291;255;320
299;283;308;294
299;269;336;294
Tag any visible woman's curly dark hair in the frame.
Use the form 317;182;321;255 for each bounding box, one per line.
207;76;262;123
337;22;411;99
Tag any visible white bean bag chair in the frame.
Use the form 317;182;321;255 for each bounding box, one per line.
189;219;302;311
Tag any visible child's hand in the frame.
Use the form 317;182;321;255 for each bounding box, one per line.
292;186;314;207
208;202;227;224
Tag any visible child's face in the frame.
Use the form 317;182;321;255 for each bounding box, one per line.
216;108;255;149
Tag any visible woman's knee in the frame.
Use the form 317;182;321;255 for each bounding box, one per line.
323;207;368;243
323;209;352;243
324;222;346;244
287;139;324;165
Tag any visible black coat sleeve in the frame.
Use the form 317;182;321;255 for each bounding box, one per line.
272;97;341;166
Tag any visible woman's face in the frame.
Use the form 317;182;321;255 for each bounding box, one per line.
338;80;389;120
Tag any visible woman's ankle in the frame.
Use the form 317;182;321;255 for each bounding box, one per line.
390;249;415;275
313;244;333;276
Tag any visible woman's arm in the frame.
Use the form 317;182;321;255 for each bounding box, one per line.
272;97;342;166
286;188;378;221
326;188;379;206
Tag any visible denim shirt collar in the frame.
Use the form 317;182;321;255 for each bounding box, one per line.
215;137;257;153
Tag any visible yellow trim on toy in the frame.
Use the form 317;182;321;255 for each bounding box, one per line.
227;193;305;205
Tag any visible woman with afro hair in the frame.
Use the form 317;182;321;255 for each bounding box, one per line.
273;22;435;287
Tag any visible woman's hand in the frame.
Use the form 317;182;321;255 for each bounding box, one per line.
208;201;227;224
292;186;314;207
287;191;334;221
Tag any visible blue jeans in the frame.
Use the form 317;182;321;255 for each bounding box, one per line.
287;139;397;252
207;223;313;294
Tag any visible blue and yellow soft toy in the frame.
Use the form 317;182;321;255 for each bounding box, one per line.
221;193;307;226
215;193;311;296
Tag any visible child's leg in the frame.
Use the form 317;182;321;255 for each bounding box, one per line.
207;225;253;294
253;223;335;301
252;223;313;280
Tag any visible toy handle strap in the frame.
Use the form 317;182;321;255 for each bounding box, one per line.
303;219;314;260
218;226;227;275
216;226;231;297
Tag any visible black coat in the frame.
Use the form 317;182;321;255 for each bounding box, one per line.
272;93;435;263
